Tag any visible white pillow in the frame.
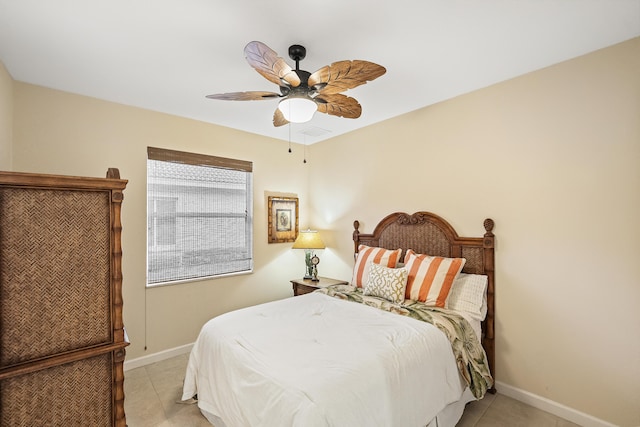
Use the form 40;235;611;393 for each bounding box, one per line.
446;273;488;321
363;263;408;304
446;273;488;341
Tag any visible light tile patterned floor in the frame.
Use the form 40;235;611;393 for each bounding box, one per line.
124;354;580;427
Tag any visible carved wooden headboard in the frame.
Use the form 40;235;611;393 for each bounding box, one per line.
353;211;496;391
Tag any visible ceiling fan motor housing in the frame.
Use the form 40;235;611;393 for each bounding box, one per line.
288;44;306;62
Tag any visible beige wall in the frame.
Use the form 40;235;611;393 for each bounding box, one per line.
0;61;12;170
11;84;312;359
309;38;640;427
6;38;639;426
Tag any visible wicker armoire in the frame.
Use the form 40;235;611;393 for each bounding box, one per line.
0;168;128;426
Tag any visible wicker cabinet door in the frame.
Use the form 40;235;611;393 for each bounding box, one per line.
0;188;112;366
0;354;113;427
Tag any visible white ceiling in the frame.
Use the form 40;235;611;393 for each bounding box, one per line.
1;0;638;144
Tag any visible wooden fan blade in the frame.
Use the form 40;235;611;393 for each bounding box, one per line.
244;41;301;88
206;91;281;101
315;93;362;119
273;108;289;127
308;60;386;95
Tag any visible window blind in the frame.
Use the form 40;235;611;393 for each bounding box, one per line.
147;147;253;285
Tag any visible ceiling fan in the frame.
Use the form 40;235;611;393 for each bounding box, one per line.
206;41;386;126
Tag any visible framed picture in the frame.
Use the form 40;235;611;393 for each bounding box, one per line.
268;196;299;243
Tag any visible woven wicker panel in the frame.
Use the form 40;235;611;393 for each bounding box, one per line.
0;188;112;366
0;354;113;426
461;246;483;274
378;221;452;262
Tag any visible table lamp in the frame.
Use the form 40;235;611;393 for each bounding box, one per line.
292;229;325;281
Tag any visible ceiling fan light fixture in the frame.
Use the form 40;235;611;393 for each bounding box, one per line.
278;96;317;123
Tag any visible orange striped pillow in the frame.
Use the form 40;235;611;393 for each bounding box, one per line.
404;249;466;307
352;245;402;288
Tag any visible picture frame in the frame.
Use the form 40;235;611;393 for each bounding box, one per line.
267;196;299;243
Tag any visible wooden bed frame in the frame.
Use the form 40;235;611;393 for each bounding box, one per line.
353;211;496;392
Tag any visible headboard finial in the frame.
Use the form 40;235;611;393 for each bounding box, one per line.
483;218;495;235
106;168;121;179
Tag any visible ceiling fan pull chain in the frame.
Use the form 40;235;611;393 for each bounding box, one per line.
303;135;307;164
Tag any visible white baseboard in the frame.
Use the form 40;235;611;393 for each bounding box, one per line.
496;381;619;427
124;343;194;372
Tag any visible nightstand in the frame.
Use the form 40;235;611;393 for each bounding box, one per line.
291;277;349;296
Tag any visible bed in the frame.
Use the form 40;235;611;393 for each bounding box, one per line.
182;211;496;426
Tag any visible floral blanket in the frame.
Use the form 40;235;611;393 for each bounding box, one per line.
316;284;493;399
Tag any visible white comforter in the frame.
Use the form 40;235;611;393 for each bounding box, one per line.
182;291;466;427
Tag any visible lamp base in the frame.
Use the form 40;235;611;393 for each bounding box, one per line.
303;250;314;280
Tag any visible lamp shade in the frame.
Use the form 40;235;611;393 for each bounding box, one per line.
292;229;325;249
278;96;317;123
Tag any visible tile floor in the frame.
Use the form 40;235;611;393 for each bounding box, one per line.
124;354;581;427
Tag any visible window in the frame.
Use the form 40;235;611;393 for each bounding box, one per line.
146;147;253;286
